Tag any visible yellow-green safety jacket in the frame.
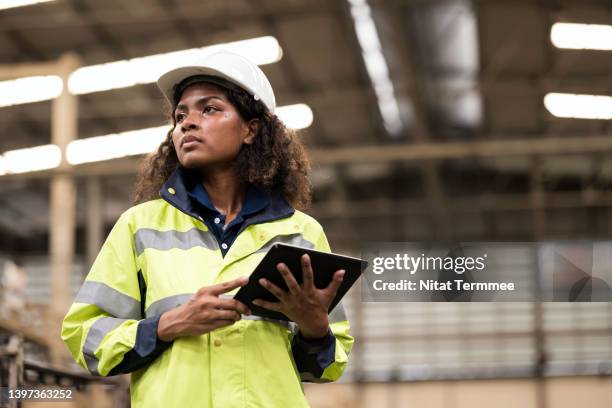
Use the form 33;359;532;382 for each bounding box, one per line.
61;166;353;408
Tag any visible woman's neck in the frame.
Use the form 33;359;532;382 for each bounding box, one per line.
200;167;245;219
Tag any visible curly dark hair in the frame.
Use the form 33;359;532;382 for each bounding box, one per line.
131;81;312;210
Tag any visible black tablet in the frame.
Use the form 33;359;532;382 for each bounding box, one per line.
234;243;367;321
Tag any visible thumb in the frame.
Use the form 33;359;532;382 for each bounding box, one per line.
324;270;345;298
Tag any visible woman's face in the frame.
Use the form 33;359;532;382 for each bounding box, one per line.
171;82;256;170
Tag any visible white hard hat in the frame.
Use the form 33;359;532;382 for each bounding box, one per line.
157;50;276;113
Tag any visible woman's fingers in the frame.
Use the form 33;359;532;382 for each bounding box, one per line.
301;254;315;290
259;278;287;301
324;269;345;299
207;276;249;296
211;309;242;321
276;263;301;294
214;298;252;315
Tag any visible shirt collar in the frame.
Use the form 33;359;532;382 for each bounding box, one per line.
188;182;271;218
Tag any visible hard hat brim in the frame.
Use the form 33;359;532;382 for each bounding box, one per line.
157;65;272;111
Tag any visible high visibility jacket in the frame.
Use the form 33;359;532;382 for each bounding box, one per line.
61;167;353;408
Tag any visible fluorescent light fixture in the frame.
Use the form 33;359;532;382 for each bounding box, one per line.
66;126;167;165
2;144;61;174
551;23;612;51
0;0;55;10
68;36;282;94
276;104;313;130
0;76;62;108
0;36;280;107
544;92;612;120
348;0;403;136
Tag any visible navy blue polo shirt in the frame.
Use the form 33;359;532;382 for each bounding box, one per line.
187;182;271;256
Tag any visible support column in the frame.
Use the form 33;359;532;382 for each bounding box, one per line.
49;53;80;366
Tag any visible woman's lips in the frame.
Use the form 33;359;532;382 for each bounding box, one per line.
181;134;202;148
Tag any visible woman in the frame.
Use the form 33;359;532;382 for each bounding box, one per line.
61;51;353;408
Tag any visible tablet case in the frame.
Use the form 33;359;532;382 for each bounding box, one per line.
234;243;367;321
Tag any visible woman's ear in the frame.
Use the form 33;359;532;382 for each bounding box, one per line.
243;119;260;145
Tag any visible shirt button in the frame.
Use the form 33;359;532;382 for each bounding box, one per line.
221;243;228;250
214;217;221;224
167;187;176;195
214;338;222;347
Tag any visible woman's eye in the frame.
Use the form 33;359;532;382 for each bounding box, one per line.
203;106;218;114
175;113;185;123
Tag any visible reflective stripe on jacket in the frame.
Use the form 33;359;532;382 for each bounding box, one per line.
61;168;353;408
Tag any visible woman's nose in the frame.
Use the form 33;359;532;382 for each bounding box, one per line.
181;113;199;131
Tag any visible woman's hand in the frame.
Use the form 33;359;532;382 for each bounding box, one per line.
157;276;251;342
253;254;345;340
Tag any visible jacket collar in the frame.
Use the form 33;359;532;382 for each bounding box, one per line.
160;165;295;229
